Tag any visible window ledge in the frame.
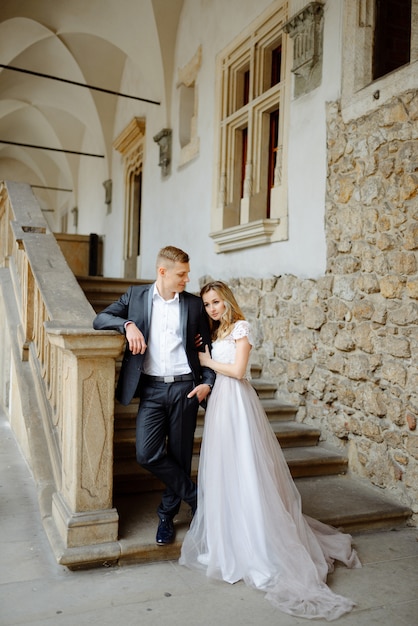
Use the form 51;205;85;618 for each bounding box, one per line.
179;136;200;167
210;219;281;253
341;60;418;123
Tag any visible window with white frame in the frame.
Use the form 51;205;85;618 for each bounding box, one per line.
342;0;417;119
113;117;145;279
210;1;289;253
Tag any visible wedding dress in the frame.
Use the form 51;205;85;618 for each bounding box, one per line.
180;320;361;621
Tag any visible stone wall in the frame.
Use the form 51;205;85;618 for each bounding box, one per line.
228;89;418;524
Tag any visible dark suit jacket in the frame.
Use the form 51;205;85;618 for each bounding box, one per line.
93;284;215;405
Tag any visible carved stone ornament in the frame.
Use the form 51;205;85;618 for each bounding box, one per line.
113;117;145;157
283;2;324;96
153;128;172;176
103;179;112;206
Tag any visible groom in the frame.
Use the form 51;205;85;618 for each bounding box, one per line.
93;246;214;544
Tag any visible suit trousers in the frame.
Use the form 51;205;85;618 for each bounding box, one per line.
136;377;199;519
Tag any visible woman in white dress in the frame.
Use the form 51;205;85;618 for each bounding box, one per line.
180;281;361;621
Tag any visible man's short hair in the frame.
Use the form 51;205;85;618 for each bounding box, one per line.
157;246;189;267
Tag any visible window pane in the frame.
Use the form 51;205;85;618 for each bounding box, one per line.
241;127;248;199
271;45;282;87
267;109;279;218
243;70;250;105
373;0;411;80
231;64;250;114
135;172;142;256
261;40;282;93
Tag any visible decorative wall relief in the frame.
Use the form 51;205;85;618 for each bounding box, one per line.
153;128;172;176
284;2;324;97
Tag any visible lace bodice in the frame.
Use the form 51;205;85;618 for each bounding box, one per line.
211;320;254;376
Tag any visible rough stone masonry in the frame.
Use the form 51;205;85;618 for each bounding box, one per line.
229;89;418;525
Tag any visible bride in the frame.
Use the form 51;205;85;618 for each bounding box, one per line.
180;280;361;621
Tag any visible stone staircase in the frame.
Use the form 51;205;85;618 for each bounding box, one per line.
76;275;153;314
77;276;412;563
111;369;349;496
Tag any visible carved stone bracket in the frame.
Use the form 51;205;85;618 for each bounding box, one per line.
283;1;324;96
103;179;112;212
153;128;172;176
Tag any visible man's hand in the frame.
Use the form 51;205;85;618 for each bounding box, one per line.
187;383;211;403
198;345;212;368
125;322;147;355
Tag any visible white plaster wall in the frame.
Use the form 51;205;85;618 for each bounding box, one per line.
142;0;344;291
93;2;167;278
98;0;344;290
76;127;109;241
140;0;280;290
285;0;343;278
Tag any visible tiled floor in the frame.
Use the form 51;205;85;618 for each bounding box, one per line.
1;411;417;626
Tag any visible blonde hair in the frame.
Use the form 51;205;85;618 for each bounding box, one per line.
156;246;189;269
200;281;245;340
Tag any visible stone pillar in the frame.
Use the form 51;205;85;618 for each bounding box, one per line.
46;325;124;549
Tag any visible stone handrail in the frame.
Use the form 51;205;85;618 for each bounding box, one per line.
0;181;125;565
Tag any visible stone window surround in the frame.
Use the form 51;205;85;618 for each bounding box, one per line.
177;45;202;167
113;117;145;276
341;0;418;123
210;0;290;254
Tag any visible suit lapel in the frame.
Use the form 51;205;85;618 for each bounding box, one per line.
142;284;153;339
179;293;188;346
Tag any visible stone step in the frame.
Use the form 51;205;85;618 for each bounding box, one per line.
113;443;348;494
257;421;321;447
192;422;321;451
114;398;298;428
114;401;139;422
113;474;411;565
77;276;152;313
250;363;262;379
284;445;348;477
262;400;298;421
113;361;268;387
251;379;278;399
114;420;321;459
296;474;412;532
77;275;152;295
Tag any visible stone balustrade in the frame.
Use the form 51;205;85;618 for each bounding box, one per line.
0;181;125;566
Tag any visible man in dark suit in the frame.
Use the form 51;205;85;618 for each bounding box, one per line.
93;246;215;545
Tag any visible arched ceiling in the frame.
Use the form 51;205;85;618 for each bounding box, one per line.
0;0;183;218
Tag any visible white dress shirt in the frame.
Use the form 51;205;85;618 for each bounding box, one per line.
142;284;191;376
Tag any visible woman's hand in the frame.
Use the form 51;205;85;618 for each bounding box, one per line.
198;344;212;368
198;336;251;380
195;333;203;348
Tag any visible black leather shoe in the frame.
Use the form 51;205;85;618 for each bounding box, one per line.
156;516;175;545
